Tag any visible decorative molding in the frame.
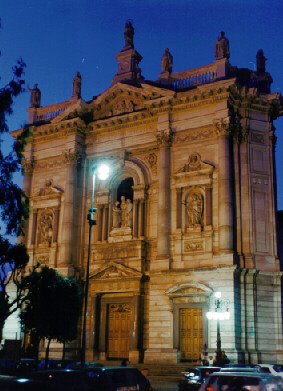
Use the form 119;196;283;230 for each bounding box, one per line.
62;149;82;164
22;157;35;174
174;127;214;143
252;177;268;186
213;118;230;137
251;131;265;144
38;180;63;196
89;261;142;280
35;255;49;265
145;152;157;175
156;127;174;146
109;303;132;313
184;240;204;252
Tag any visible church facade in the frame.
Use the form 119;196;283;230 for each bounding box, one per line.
15;23;283;364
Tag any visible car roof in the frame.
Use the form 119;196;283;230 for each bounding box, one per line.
209;371;279;378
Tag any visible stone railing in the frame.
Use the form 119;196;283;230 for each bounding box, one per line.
172;71;216;90
28;98;76;123
159;61;227;91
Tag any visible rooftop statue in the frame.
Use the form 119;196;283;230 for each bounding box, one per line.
161;48;173;74
29;84;41;108
72;72;81;98
215;31;230;60
124;20;134;48
256;49;266;73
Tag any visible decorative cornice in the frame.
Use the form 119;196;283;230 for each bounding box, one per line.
156;127;174;146
22;157;35;174
62;149;82;164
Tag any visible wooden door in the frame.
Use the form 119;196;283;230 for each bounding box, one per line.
180;308;203;361
107;303;131;359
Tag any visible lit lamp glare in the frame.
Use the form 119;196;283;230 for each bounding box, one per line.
97;163;110;180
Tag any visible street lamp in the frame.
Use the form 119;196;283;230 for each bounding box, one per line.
206;291;230;365
81;163;110;367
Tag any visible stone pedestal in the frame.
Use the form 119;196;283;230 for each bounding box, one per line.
112;46;143;85
108;227;132;242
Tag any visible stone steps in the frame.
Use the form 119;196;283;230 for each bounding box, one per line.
99;361;192;383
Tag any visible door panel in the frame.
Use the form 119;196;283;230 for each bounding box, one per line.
180;308;203;361
107;304;131;359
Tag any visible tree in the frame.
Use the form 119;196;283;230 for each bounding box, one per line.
21;266;82;366
0;21;31;342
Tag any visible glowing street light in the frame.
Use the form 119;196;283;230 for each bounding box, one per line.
81;162;110;367
206;291;230;365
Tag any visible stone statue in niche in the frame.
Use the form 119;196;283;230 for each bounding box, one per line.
39;210;53;246
112;201;121;228
187;192;204;227
126;198;133;228
111;197;133;229
161;48;173;73
120;196;128;227
215;31;230;60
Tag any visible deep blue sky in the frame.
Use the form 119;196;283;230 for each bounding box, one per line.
1;0;283;209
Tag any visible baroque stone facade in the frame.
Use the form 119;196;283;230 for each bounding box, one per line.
14;25;283;364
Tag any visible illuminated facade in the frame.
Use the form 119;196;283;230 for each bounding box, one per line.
15;24;283;363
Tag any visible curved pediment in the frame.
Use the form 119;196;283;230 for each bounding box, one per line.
89;261;142;281
166;283;212;297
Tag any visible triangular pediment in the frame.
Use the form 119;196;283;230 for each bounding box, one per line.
90;82;174;120
166;283;212;297
90;261;142;281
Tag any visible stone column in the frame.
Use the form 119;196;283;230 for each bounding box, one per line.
239;123;253;268
153;113;173;270
59;150;79;271
129;295;140;364
216;123;233;254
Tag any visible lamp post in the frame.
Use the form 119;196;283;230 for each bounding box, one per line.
81;163;110;367
206;291;230;365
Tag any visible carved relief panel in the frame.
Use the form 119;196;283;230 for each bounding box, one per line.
37;208;54;246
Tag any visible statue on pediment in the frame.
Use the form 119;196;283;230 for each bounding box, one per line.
161;48;173;73
256;49;266;73
124;20;134;48
29;84;41;108
215;31;230;60
72;72;81;98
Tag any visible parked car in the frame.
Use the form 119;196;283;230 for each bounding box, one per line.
31;366;152;391
38;359;76;370
220;366;260;373
0;374;51;391
87;366;152;391
30;369;93;391
66;361;104;369
255;363;283;378
199;371;283;391
178;367;221;390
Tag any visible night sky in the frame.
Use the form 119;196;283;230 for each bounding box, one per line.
1;0;283;209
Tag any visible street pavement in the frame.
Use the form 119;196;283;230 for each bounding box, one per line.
150;379;179;391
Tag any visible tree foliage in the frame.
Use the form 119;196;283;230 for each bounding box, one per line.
21;266;82;364
0;26;31;342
